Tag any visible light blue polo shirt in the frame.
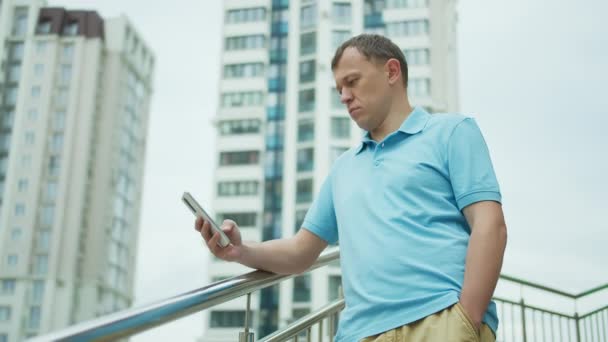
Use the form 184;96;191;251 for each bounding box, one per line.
302;107;501;341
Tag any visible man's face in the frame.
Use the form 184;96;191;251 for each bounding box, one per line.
333;47;392;131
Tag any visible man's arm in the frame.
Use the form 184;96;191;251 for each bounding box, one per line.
459;200;507;329
199;218;328;275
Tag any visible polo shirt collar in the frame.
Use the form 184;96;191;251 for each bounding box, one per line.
355;107;431;155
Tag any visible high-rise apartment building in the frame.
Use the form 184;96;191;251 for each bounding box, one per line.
205;0;457;340
0;1;154;340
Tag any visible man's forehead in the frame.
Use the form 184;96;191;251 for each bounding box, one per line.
334;69;360;83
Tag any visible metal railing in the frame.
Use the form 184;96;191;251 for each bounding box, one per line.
493;275;608;342
29;247;607;342
29;248;340;342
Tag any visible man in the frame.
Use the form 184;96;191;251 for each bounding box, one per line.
197;34;507;341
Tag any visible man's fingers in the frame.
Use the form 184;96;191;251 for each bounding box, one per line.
195;217;204;231
207;231;220;254
201;220;212;241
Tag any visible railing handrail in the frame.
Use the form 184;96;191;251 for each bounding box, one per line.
28;245;608;341
499;274;608;299
258;299;345;342
28;247;340;342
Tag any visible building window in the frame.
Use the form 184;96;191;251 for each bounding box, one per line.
225;34;266;51
300;4;317;28
5;87;18;106
1;280;16;295
332;3;352;25
295;209;307;233
296;179;313;204
218;119;260;135
18;179;29;192
300;32;316;56
216;212;257;227
297;148;314;172
50;133;64;152
0;132;10;150
6;255;18;267
329;275;342;300
0;157;7;174
25;131;35;145
408;78;431;97
297;120;314;142
28;306;41;329
33;255;48;274
209;311;245;328
387;0;429;8
11;229;22;241
219;151;260;166
299;60;315;83
37;231;51;250
34;63;44;77
226;7;267;23
56;89;68;107
59;65;72;84
21;155;32;169
12;7;29;36
10;42;25;61
31;86;41;98
15;204;25;217
37;20;52;34
293;274;311;302
331;147;349;164
45;181;58;201
32;281;45;303
63;22;78;35
28;109;38;121
40;205;54;226
48;156;61;176
62;44;74;60
332;30;352;50
53;111;66;131
221;91;264;108
8;64;21;83
386;19;430;37
217;181;259;197
223;62;264;78
403;48;430;65
35;42;48;56
298;89;315;112
331;117;351;139
0;306;11;321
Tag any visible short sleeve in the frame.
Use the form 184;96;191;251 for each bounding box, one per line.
302;174;339;245
448;118;502;210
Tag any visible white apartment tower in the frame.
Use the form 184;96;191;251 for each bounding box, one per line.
206;0;457;340
0;1;154;340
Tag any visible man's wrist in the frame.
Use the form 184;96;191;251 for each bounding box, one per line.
459;297;483;328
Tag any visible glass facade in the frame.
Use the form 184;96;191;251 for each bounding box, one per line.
260;0;290;336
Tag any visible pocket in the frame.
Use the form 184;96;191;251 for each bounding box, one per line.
454;302;481;341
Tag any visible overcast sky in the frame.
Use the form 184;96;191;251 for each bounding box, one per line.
48;0;608;340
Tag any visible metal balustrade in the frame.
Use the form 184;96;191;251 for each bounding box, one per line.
29;247;607;341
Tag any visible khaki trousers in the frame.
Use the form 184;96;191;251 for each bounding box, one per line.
360;303;495;342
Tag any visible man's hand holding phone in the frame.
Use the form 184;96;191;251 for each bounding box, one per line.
195;217;243;262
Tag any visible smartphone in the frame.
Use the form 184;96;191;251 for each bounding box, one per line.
182;192;230;247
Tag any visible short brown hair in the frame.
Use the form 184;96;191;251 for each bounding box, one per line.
331;34;408;87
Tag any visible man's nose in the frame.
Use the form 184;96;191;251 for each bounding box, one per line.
341;89;353;104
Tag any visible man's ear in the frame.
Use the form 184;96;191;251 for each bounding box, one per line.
385;58;402;85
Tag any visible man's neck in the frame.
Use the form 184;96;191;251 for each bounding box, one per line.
370;102;413;142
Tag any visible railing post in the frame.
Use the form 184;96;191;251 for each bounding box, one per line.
574;312;581;342
239;293;255;342
574;299;581;342
520;298;528;342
